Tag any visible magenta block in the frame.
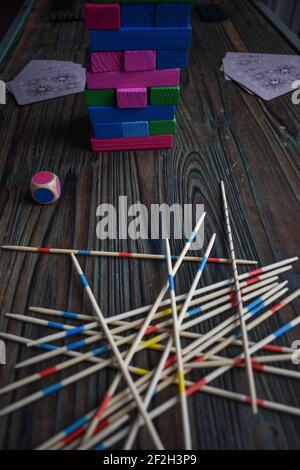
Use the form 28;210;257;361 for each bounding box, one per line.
84;3;121;30
90;51;123;73
86;63;180;89
117;88;147;109
124;50;156;72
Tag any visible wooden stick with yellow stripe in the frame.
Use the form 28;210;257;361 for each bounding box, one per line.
124;233;216;449
165;239;192;450
82;213;207;444
123;239;193;450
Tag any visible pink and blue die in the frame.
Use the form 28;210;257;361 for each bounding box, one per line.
31;172;61;205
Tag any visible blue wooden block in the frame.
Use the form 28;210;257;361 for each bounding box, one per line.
155;4;191;27
92;123;123;139
157;49;189;69
89;26;192;52
121;4;155;27
122;121;149;138
89;105;175;125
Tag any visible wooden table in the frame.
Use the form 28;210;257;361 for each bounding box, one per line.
0;0;299;450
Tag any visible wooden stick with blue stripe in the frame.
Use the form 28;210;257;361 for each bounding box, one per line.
65;288;300;449
40;287;300;450
14;266;279;375
176;234;218;328
80;258;297;325
165;238;192;450
81;213;206;444
70;253;164;450
186;288;300;398
1;280;279;397
0;333;149;397
124;233;216;450
181;282;288;360
26;312;152;347
26;272;281;348
68;288;300;450
35;287;300;450
1;244;258;265
39;350;300;451
221;181;257;414
1;325;294;401
29;258;295;325
3;280;280;401
0;288;296;423
28;267;287;329
13;278;281;370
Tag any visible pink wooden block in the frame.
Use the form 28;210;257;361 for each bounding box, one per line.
90;52;123;73
91;134;173;152
124;50;156;72
117;88;147;109
84;3;121;30
86;63;180;89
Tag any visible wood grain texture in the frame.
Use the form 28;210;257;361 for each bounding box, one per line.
124;50;156;72
86;63;180;89
84;3;121;31
117;87;147;109
155;3;191;27
121;121;150;138
120;3;155;27
90;51;123;73
0;0;300;450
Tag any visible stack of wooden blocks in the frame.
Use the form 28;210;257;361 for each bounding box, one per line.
84;0;195;152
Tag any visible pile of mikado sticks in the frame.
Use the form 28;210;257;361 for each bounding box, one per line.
0;182;299;450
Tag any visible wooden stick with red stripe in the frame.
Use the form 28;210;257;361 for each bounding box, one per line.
102;288;300;451
13;277;283;369
221;181;258;414
64;288;300;451
35;287;300;450
80;213;207;444
70;253;164;450
1;244;257;265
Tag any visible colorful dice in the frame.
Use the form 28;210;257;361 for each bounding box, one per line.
30;171;61;204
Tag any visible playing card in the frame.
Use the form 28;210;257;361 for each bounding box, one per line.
6;60;86;105
223;53;300;100
220;63;254;94
220;64;231;81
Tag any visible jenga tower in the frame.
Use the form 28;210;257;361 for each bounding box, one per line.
84;1;194;152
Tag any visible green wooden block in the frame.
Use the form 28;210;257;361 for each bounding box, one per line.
84;89;115;106
150;119;177;135
150;86;180;105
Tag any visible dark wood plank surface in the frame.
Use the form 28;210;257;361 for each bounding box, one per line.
0;2;25;42
0;0;300;450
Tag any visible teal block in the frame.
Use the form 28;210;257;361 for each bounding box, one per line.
122;121;149;137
